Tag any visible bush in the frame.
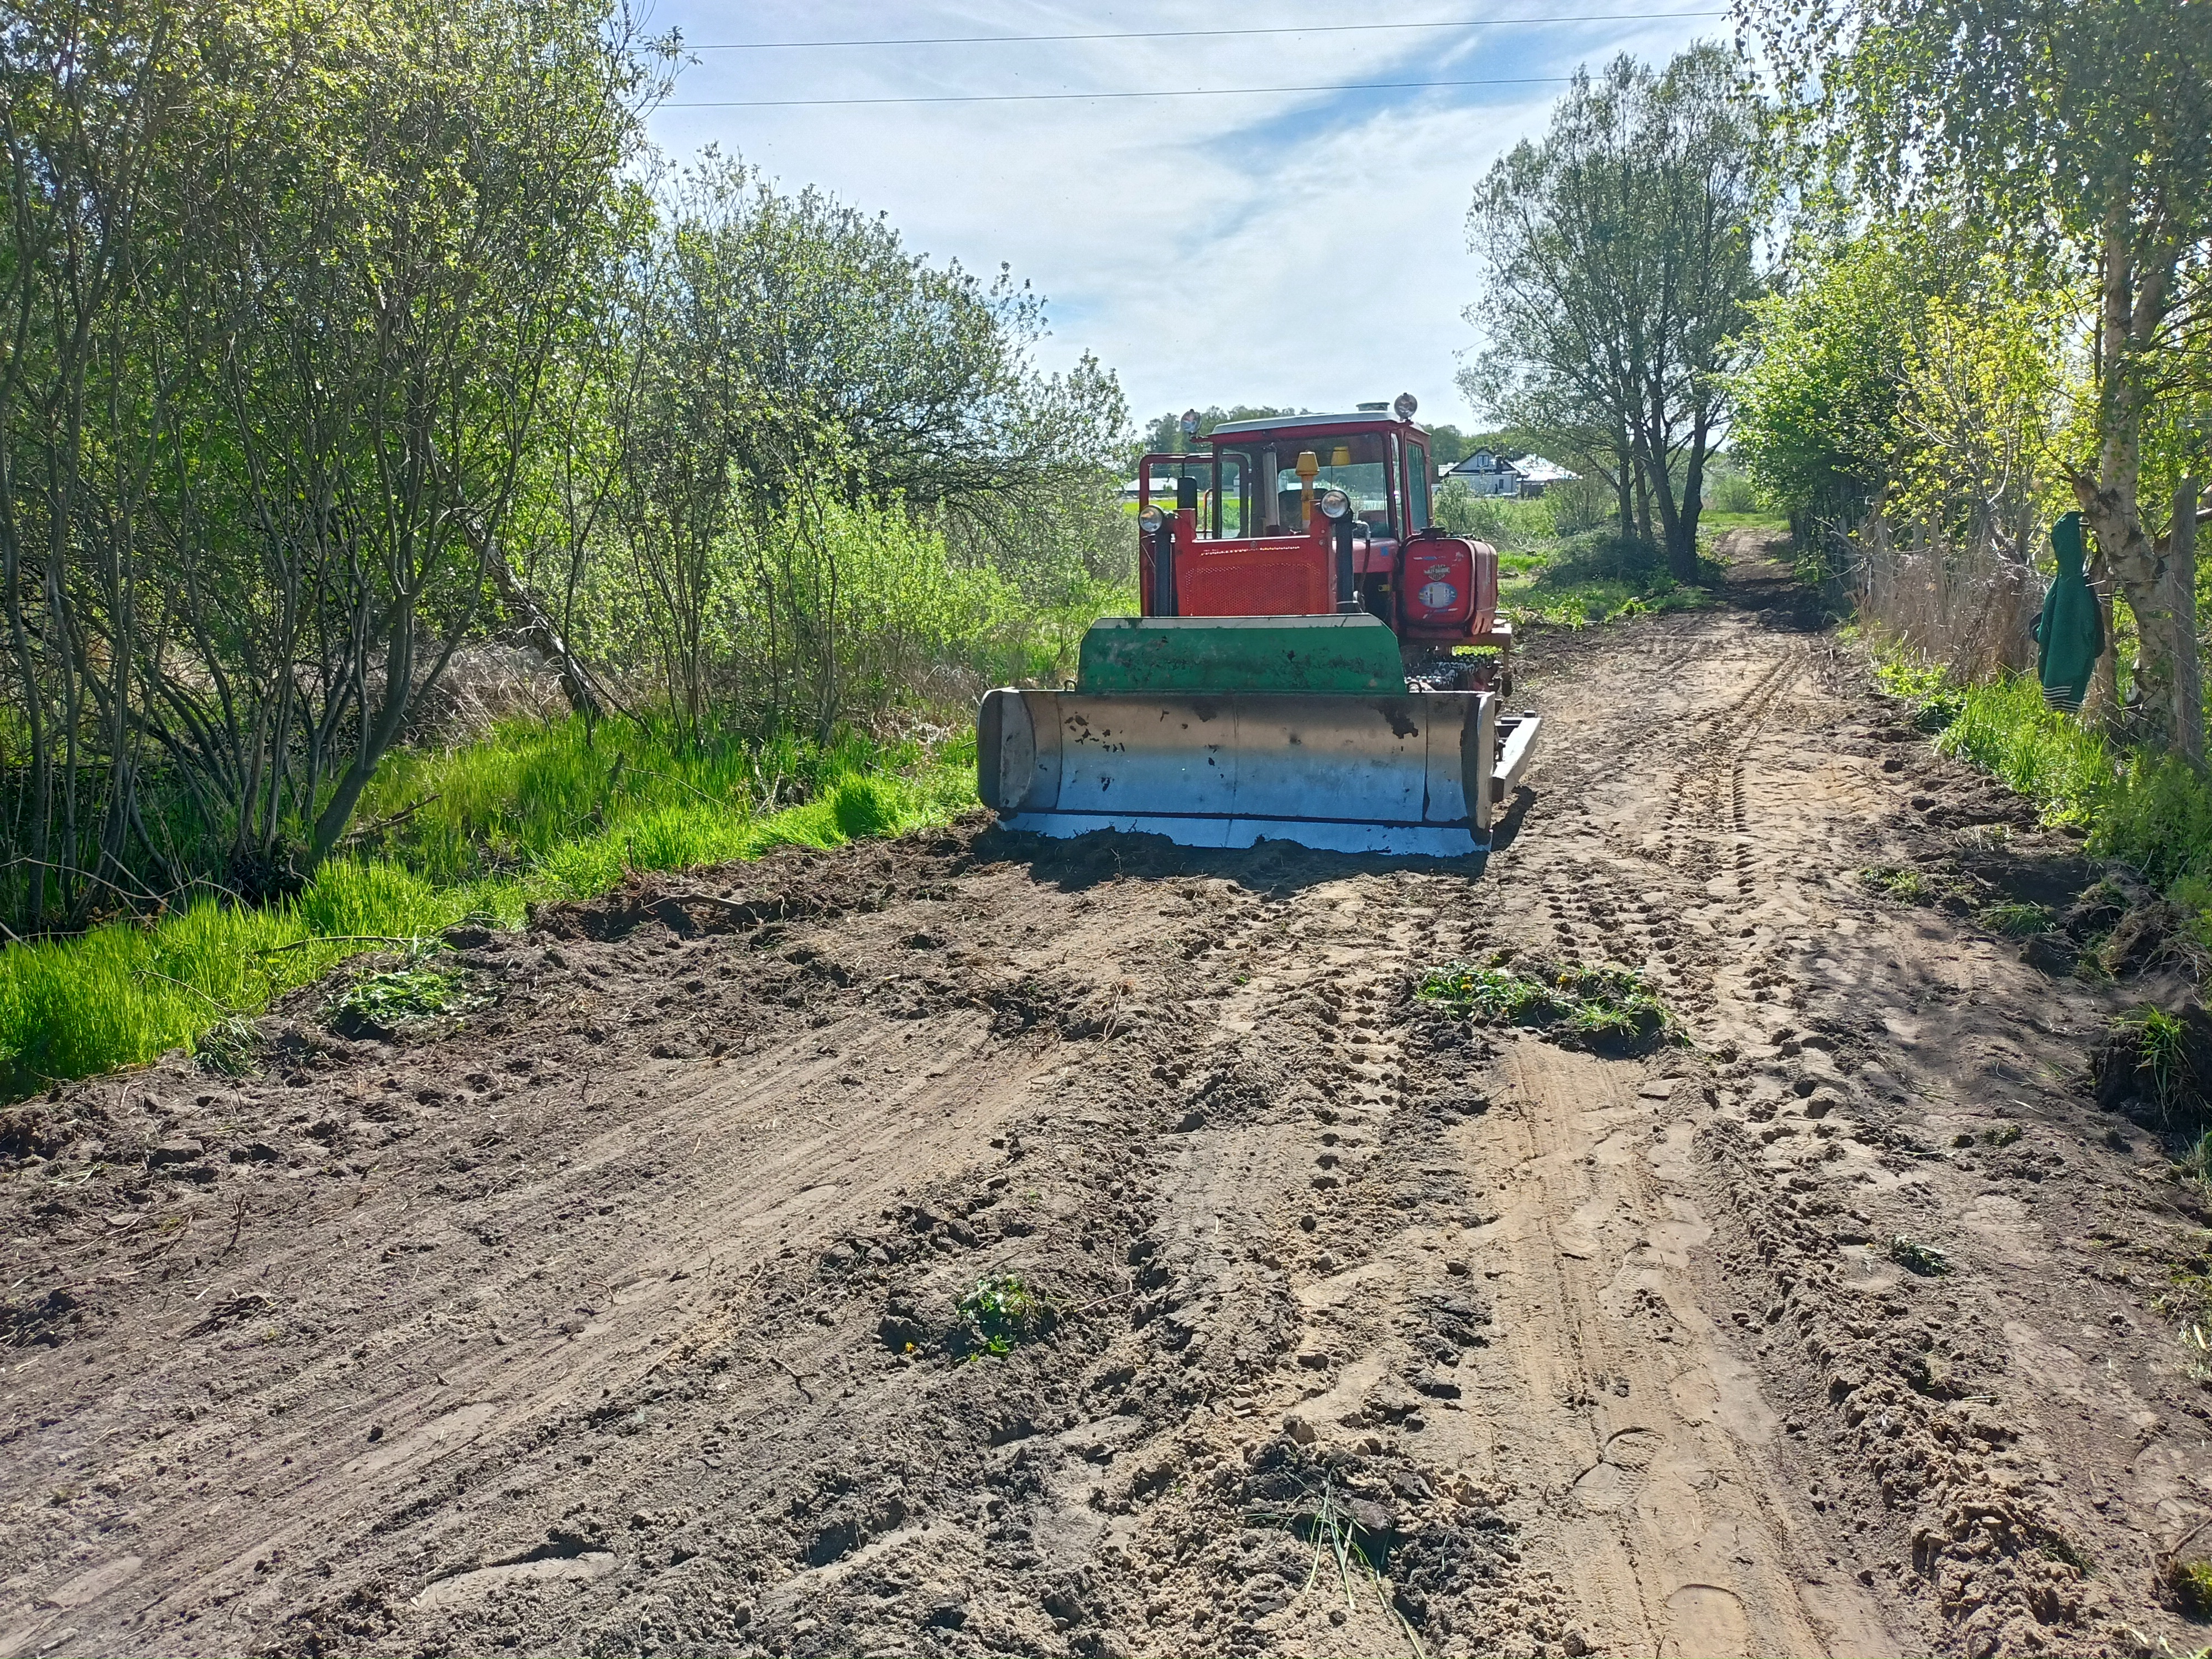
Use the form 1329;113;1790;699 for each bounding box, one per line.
1433;483;1556;549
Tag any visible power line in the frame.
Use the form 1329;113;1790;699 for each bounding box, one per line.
687;11;1725;51
667;76;1577;109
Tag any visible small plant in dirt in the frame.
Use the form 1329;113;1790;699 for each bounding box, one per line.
194;1014;264;1076
2094;1004;2212;1128
1240;1457;1436;1647
2164;1556;2212;1620
1873;651;1965;732
953;1274;1053;1358
1418;956;1675;1055
1979;900;2052;937
1888;1235;1951;1276
1860;864;1929;904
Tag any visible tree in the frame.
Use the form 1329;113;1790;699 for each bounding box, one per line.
1741;0;2212;756
1463;44;1767;580
0;0;666;919
601;154;1129;744
1731;227;1921;549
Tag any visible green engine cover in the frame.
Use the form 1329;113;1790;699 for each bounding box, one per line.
1074;613;1404;695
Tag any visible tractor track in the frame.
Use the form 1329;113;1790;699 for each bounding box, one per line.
3;533;2208;1658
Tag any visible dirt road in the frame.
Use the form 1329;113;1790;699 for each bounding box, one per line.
6;536;2209;1658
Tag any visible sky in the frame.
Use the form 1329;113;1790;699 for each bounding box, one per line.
644;3;1724;434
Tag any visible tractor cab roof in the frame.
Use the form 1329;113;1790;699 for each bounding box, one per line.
1207;411;1426;442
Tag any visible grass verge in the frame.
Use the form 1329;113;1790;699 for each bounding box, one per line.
1873;647;2212;949
1;723;979;1100
1497;530;1725;630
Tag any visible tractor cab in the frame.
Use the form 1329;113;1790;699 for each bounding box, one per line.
1131;397;1509;690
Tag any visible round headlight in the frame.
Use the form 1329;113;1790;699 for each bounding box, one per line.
1319;489;1350;520
1138;504;1164;530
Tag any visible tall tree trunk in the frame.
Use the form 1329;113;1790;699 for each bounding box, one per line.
2165;478;2203;765
1613;439;1634;539
2075;209;2190;750
2083;546;2122;724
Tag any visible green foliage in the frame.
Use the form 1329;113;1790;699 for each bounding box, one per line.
1979;901;2053;937
1872;649;1966;731
1859;865;1929;904
1700;457;1763;516
1501;531;1715;629
956;1274;1052;1358
328;962;478;1030
2124;1008;2192;1108
1463;44;1767;578
1419;958;1674;1052
1732;229;1921;521
1433;486;1556;549
1744;0;2212;756
1888;1236;1951;1277
1936;676;2115;828
1735;222;2075;608
2163;1557;2212;1621
2088;755;2212;891
1888;646;2212;948
1;17;1128;933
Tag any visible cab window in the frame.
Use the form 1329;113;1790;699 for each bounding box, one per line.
1405;442;1432;531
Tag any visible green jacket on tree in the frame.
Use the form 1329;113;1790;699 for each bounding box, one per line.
2033;512;2104;711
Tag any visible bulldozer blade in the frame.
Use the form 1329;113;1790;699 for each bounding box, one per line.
978;687;1524;857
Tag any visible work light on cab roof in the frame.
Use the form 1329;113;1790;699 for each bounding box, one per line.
976;398;1541;858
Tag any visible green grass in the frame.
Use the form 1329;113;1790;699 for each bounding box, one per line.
1877;644;2212;947
0;721;980;1099
1498;531;1719;630
2122;1007;2192;1108
1697;508;1791;534
1935;674;2115;828
1979;900;2054;936
1872;648;1969;732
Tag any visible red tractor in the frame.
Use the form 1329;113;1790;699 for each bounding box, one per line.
977;397;1539;858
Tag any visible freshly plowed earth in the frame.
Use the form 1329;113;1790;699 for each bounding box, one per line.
6;535;2210;1659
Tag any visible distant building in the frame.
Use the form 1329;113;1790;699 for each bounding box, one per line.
1438;449;1579;499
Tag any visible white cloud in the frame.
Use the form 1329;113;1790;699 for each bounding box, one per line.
645;1;1717;430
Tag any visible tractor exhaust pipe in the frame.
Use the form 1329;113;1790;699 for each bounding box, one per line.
1335;510;1358;613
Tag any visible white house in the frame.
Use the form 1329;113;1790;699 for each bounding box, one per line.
1438;449;1579;499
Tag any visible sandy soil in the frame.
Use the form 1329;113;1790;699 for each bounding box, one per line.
5;534;2210;1659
